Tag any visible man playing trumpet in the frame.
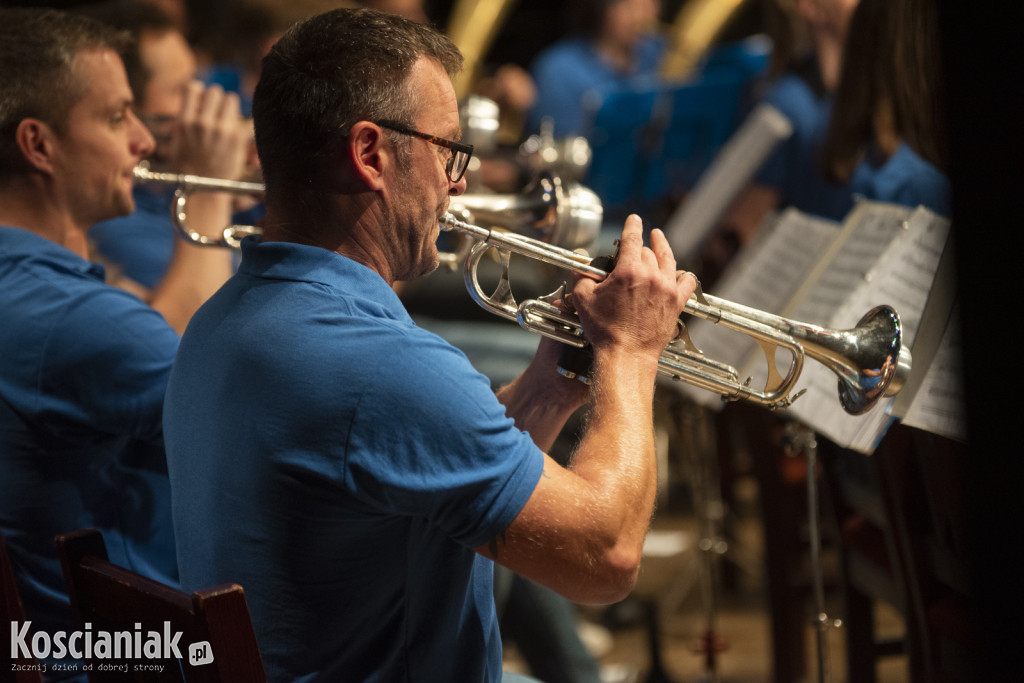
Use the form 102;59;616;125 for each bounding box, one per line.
0;10;185;676
78;0;252;333
163;8;696;681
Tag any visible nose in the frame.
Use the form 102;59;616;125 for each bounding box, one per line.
129;110;156;159
449;173;467;196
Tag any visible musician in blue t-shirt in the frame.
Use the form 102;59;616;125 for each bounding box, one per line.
0;9;191;679
527;0;666;137
164;8;697;682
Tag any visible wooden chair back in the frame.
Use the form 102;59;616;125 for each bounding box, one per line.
56;529;265;682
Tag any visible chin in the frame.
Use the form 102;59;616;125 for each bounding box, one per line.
412;251;441;280
115;195;136;218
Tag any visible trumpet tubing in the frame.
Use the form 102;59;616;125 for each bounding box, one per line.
440;213;912;415
133;165;263;248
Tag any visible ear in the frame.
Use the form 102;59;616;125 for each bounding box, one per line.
347;121;390;191
14;118;58;175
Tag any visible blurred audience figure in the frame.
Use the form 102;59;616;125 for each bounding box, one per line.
715;0;861;250
819;0;950;216
78;0;250;332
705;0;948;280
526;0;664;137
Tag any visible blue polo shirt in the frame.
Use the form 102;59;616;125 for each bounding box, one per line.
89;185;260;289
164;237;544;682
0;226;180;666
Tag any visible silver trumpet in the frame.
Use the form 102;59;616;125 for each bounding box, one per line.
133;164;264;248
439;212;912;415
443;172;603;269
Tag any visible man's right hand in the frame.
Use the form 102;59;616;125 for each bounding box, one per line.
570;214;696;369
168;80;251;181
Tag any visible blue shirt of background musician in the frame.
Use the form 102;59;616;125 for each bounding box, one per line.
850;141;951;218
0;225;180;678
164;236;544;682
527;35;666;137
89;185;260;289
754;72;856;221
89;185;176;288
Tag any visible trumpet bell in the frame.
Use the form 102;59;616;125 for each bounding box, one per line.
832;306;912;415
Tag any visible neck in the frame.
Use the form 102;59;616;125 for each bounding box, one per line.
260;195;397;286
812;32;844;92
0;181;88;258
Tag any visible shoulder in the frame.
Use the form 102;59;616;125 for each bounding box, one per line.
855;144;951;216
51;283;179;368
532;38;596;75
0;236;176;361
761;73;827;127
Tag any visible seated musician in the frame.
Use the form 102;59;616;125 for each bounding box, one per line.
0;9;190;679
162;8;696;681
708;0;948;278
710;0;862;266
77;0;252;333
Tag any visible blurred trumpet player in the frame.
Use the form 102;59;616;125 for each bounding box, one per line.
76;0;253;333
0;9;185;677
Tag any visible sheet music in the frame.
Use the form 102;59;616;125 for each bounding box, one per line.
887;223;967;442
784;205;952;453
784;201;915;326
900;305;967;442
668;207;839;408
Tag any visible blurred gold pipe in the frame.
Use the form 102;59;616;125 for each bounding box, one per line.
660;0;747;81
447;0;521;99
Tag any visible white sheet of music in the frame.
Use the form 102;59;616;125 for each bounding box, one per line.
783;201;915;326
886;223;967;442
900;304;967;442
667;207;839;408
784;205;952;453
733;202;913;407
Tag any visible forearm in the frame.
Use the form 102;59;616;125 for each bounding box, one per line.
148;193;234;333
478;218;693;603
496;348;586;452
481;349;661;604
568;349;660;568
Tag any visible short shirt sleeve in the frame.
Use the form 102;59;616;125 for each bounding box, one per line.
343;328;544;550
36;285;179;441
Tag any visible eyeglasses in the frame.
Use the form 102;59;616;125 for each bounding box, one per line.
376;120;474;183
